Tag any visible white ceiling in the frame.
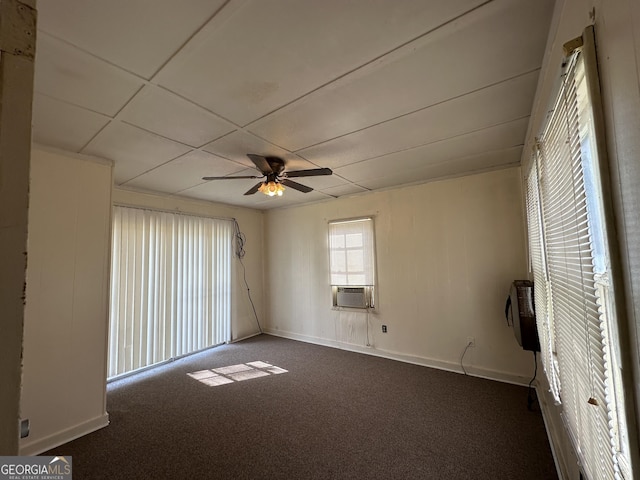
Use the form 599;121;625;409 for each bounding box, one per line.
32;0;555;210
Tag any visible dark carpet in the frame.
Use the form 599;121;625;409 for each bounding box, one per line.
45;335;558;479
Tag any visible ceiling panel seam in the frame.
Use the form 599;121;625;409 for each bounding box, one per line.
288;68;541;154
145;0;237;81
38;30;147;81
37;30;241;134
37;1;519;171
32;91;112;120
238;1;494;130
119;150;199;187
332;126;529;172
199;130;326;170
77;83;146;153
359;161;522;193
343;150;524;188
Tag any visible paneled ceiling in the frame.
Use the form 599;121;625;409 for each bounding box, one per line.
33;0;555;210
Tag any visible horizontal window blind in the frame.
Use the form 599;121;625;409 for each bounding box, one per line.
109;206;233;378
526;159;560;400
540;51;612;480
527;40;631;479
329;218;375;286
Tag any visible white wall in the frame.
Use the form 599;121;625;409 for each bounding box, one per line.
20;147;112;455
522;0;640;477
112;187;265;342
264;167;533;383
19;149;265;455
0;0;36;453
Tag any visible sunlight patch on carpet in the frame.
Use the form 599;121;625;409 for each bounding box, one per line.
213;364;253;375
246;361;272;368
199;375;235;386
266;366;287;374
188;362;288;387
228;369;270;382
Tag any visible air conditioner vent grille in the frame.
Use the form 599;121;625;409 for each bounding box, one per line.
332;286;374;309
338;287;364;294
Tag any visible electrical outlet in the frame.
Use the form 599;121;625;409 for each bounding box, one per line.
20;419;29;438
382;325;387;333
466;336;475;347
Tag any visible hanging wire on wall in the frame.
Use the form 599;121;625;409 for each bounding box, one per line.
233;219;262;334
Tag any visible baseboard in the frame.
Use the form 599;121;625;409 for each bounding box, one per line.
231;331;262;343
19;412;110;456
263;329;531;386
535;384;579;480
537;386;565;480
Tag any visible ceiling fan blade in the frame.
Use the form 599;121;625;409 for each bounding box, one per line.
247;154;273;175
202;175;261;180
281;178;313;193
284;167;333;178
244;182;263;196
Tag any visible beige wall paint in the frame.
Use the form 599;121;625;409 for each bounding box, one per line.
112;187;265;342
522;0;640;477
19;149;265;455
264;167;533;383
20;148;112;455
0;0;36;454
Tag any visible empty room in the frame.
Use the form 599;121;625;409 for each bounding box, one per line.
1;1;640;479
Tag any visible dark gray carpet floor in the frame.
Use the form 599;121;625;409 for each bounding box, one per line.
45;334;557;479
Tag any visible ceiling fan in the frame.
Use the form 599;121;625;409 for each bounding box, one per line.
202;154;332;196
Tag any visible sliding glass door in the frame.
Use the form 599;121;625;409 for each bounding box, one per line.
108;206;233;379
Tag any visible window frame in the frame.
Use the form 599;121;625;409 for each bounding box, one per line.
108;205;233;380
328;217;377;309
524;26;636;479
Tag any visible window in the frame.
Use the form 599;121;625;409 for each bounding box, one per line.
108;206;233;379
526;158;561;399
329;218;376;308
525;27;632;479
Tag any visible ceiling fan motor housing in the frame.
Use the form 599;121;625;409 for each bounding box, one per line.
264;157;285;175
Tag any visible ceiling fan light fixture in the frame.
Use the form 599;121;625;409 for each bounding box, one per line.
258;180;285;197
204;154;331;197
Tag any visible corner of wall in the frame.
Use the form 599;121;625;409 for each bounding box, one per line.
20;149;112;454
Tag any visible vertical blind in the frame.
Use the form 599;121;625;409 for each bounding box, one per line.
108;206;233;378
526;40;631;479
329;218;375;286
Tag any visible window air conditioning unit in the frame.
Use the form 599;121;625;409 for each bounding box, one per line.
332;286;374;309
